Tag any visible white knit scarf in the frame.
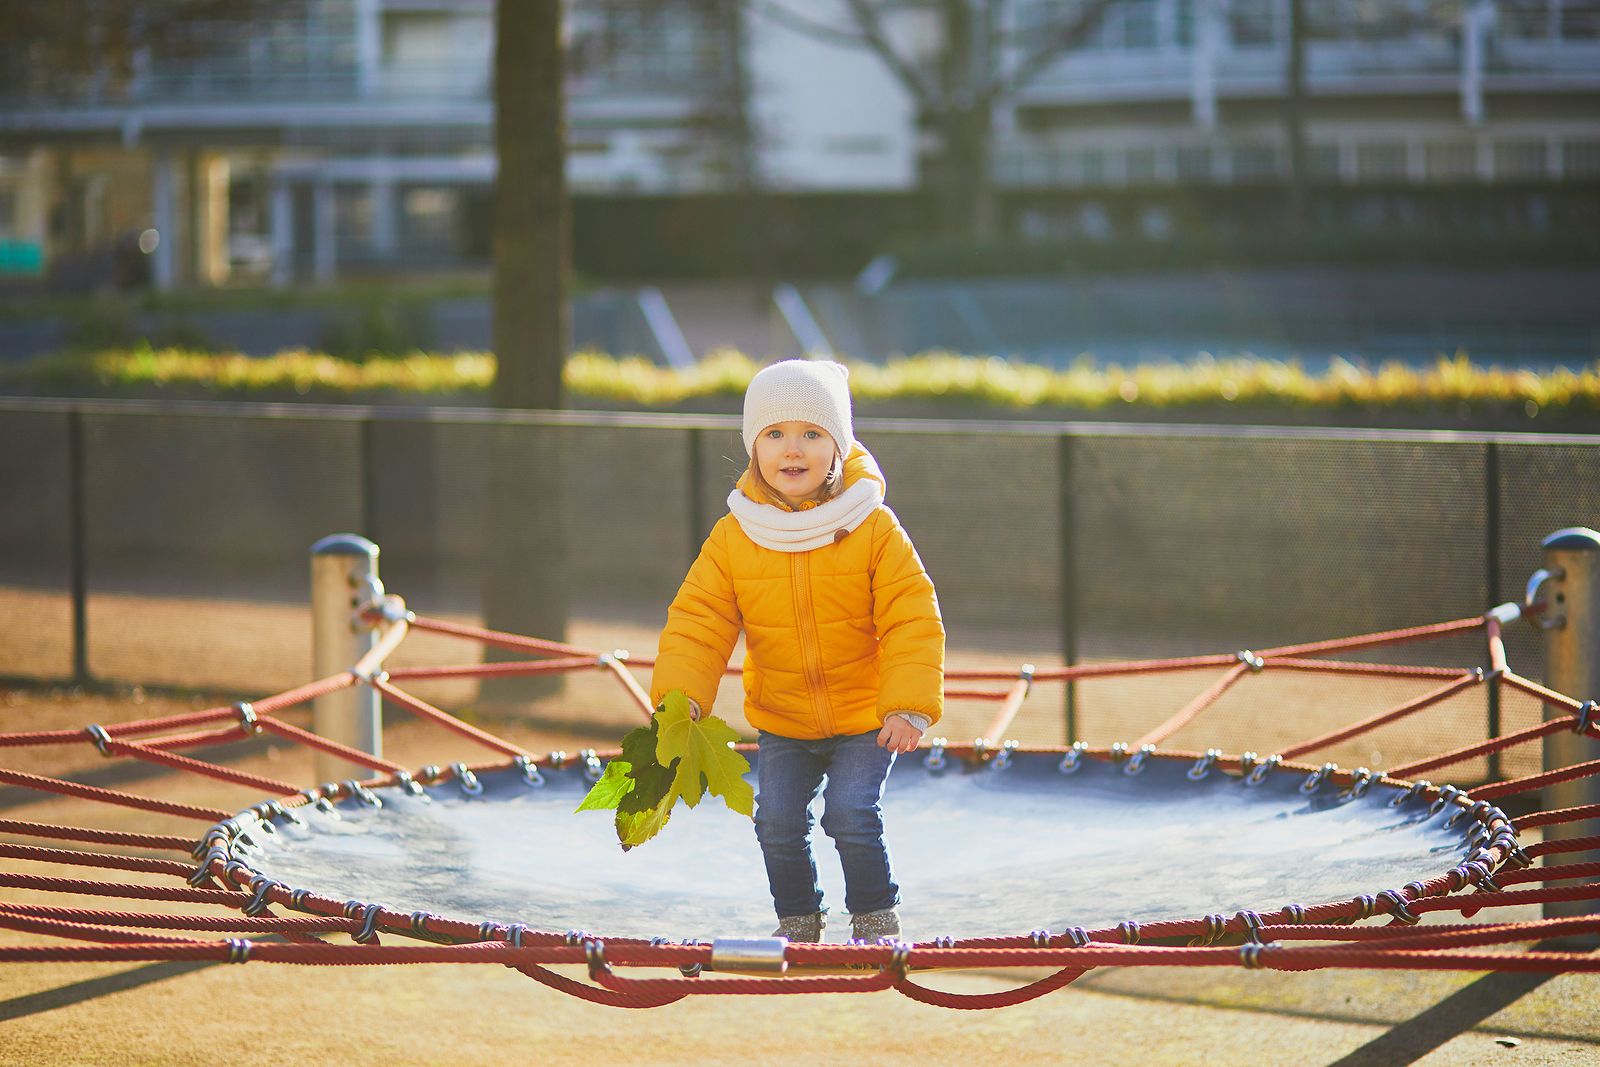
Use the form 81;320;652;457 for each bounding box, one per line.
726;479;884;553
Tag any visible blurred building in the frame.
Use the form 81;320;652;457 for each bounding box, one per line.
0;0;1596;289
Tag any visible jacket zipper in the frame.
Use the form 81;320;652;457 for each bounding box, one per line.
791;552;835;736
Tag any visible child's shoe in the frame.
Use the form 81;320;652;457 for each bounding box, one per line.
772;911;826;942
850;907;901;941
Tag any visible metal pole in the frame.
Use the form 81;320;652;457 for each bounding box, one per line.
311;534;382;782
1531;526;1600;923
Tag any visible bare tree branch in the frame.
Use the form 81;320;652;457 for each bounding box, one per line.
997;0;1119;100
745;0;873;48
840;0;938;107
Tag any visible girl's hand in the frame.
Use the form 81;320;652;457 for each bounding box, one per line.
877;716;922;754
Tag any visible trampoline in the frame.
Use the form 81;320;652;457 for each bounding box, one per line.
3;582;1600;1010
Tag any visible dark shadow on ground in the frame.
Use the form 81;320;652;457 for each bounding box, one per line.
0;960;215;1021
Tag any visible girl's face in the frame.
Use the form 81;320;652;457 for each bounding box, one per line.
754;421;837;507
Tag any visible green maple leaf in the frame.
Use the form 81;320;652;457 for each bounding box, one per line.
575;758;635;812
616;798;674;851
655;690;754;816
617;760;675;814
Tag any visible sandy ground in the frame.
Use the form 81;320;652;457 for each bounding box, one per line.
2;601;1596;1065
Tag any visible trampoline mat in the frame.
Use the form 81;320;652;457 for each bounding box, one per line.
239;751;1480;941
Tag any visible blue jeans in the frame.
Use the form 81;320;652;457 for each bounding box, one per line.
753;729;900;918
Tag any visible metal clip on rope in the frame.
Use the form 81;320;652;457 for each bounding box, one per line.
1576;700;1599;734
342;779;383;807
1059;741;1088;774
1188;748;1221;781
450;762;483;797
1189;913;1228;947
1124;744;1155;775
514;755;545;787
924;737;947;772
84;723;112;757
581;749;604;783
1378;889;1421;925
990;739;1019;772
1245;754;1281;787
1235;650;1265;672
1300;762;1337;794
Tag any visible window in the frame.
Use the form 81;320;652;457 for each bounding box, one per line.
1494;139;1548;180
1356;142;1406;182
1125;146;1158;183
1229;0;1276;45
1230;144;1279;180
1562;138;1600;178
1175;145;1212;182
1425;142;1478;181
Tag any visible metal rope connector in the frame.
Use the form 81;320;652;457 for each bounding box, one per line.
226;939;253;964
1188;913;1227;947
450;762;483;797
1187;748;1221;781
353;903;384;944
709;937;789;975
580;749;603;783
1235;650;1265;672
1234;910;1263;943
1059;741;1088;775
1123;744;1155;775
84;723;112;757
1301;762;1338;794
1018;663;1035;696
1576;700;1598;735
990;739;1019;772
233;702;260;734
1245;754;1281;787
514;755;545;788
584;938;609;980
924;737;947;772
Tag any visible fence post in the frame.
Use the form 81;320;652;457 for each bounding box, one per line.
310;534;382;782
1532;526;1600;923
67;409;90;687
1058;433;1078;744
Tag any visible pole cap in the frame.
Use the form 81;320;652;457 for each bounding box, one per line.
310;533;378;559
1542;527;1600;553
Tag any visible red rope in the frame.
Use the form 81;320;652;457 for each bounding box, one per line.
1134;662;1250;748
1388;714;1576;778
405;615;598;659
1279;671;1482;760
1500;671;1586;714
103;737;301;796
893;967;1087;1009
386;656;601;682
372;678;530;758
0;871;246;905
0;818;195;852
0;767;230;821
254;714;406;773
1254;615;1485;659
1517;803;1600;830
249;672;359;717
0;841;198;879
1264;658;1472;679
1527;836;1600;858
1473;758;1600;801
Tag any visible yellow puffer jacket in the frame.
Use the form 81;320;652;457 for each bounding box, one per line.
650;446;944;739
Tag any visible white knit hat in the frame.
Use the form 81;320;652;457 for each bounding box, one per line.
741;359;855;458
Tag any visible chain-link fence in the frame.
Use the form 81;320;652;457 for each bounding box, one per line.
2;397;1595;783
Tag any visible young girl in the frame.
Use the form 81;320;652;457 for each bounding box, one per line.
650;359;945;943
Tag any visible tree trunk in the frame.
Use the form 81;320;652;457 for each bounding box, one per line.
1284;0;1310;234
481;0;570;709
493;0;568;411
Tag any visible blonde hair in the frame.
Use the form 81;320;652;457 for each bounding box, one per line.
746;449;845;507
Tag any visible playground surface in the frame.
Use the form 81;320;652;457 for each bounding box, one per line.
3;683;1597;1067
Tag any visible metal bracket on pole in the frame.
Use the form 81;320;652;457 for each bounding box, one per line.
1534;527;1600;929
311;534;382;783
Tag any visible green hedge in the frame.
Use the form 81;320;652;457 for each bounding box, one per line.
5;346;1599;417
